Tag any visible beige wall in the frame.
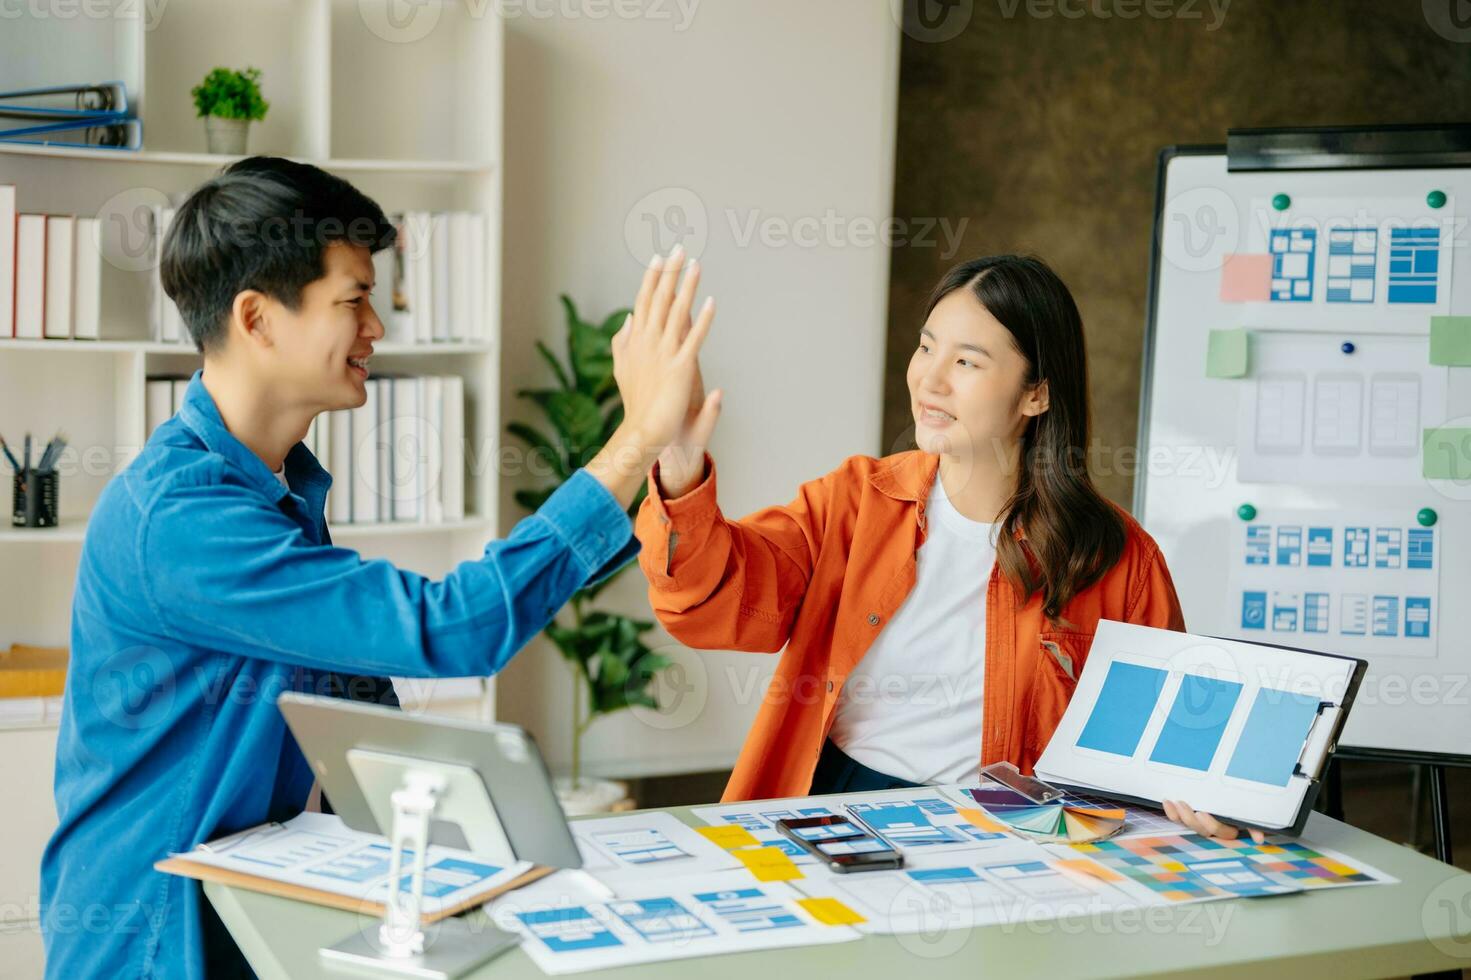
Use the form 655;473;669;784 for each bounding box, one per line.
497;2;901;777
884;0;1471;507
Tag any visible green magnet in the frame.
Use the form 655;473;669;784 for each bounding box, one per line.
1271;194;1290;212
1237;503;1257;521
1428;190;1447;209
1417;507;1438;527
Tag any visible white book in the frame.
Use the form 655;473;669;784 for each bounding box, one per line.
145;379;173;439
14;214;47;339
0;185;15;338
391;377;420;522
149;204;163;341
72;217;102;340
425;376;444;524
406;211;433;344
158;207;184;344
171;379;188;415
351;381;379;524
43;216;75;339
441;375;465;521
383;213;414;344
469;212;487;343
329;409;353;525
448;212;470;343
376;378;392;520
431;213;451;343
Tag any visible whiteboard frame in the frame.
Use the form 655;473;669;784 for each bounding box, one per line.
1132;130;1471;766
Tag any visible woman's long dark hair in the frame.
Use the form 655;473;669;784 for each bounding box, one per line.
925;255;1125;621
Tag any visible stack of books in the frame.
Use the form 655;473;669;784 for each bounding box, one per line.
0;182;125;341
377;211;491;345
151;209;492;347
0;82;142;151
145;375;467;527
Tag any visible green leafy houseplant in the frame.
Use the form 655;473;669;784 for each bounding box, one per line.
191;67;270;122
509;296;673;791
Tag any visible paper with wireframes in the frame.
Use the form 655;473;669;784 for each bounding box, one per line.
156;812;545;923
1034;620;1361;831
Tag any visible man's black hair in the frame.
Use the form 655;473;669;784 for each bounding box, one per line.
159;156;397;354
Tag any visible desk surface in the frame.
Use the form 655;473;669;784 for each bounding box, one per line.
206;808;1471;979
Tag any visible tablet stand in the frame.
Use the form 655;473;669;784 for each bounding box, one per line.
317;749;524;979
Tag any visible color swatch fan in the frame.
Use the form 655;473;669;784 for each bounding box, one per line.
966;783;1125;843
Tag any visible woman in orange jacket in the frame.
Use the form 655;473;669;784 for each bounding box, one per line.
632;250;1261;842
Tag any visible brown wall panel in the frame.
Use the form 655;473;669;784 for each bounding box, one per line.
885;0;1471;505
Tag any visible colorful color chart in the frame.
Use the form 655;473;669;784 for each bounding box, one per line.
1068;834;1384;903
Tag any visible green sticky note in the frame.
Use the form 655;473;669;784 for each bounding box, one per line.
1423;427;1471;480
1206;329;1249;378
1430;316;1471;366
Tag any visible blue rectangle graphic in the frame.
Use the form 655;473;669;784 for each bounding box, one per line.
1241;591;1267;630
1407;529;1434;570
1303;593;1330;633
1275;526;1302;566
1270;228;1316;302
1406;596;1431;638
1306;527;1334;567
1148;675;1243;771
1325;227;1377;303
1245;525;1271;565
1343;527;1370;567
1387;227;1440;304
1076;662;1168;757
1372;596;1399;637
1225;689;1321;787
1271;593;1299;632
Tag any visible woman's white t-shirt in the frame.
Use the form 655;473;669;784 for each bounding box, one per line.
827;478;996;785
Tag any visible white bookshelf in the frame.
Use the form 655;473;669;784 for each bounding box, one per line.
0;2;505;963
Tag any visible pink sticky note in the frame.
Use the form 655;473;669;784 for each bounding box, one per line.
1219;253;1273;302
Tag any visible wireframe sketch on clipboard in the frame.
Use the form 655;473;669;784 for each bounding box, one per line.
1033;621;1366;834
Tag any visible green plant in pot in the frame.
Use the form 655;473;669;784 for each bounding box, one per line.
192;66;269;155
509;296;674;814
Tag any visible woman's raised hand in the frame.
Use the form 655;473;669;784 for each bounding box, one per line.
631;248;722;500
584;245;719;506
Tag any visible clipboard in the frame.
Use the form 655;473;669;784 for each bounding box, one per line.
154;856;553;925
1033;622;1369;837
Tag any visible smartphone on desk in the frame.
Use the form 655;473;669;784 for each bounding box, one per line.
773;815;903;873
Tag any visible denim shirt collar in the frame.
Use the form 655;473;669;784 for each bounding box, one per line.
177;369;333;518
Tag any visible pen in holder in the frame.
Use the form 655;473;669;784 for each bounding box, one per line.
13;470;59;528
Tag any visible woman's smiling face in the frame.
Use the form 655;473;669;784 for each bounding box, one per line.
906;286;1048;460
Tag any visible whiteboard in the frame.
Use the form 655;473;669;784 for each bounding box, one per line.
1136;148;1471;758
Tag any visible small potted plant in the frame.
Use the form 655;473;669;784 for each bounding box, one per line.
191;67;269;155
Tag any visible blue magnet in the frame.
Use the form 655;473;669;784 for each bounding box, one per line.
1340;341;1355;355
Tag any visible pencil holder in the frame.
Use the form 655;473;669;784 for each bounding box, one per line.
12;471;59;528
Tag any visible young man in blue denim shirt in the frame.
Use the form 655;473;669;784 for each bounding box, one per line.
40;156;719;978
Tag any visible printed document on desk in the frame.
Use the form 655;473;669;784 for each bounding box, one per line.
159;812;534;918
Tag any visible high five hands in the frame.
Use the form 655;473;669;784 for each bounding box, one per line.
584;245;722;507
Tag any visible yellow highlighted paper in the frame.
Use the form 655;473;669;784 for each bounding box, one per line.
696;825;761;850
797;897;866;926
735;846;803;881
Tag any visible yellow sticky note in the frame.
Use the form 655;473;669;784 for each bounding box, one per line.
735;846;803;881
956;808;1010;835
696;825;760;850
1053;857;1124;883
797;897;866;926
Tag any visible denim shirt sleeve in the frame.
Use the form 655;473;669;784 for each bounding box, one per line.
140;468;639;678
